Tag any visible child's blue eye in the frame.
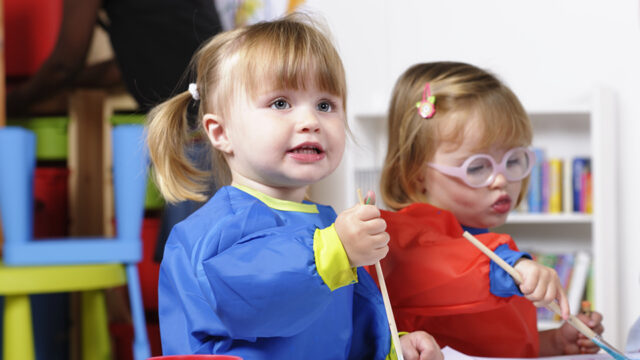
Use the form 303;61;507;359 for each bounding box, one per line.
271;99;290;110
317;101;332;112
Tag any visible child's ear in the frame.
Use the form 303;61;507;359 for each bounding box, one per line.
203;113;232;154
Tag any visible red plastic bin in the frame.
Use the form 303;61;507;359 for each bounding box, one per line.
140;216;161;310
33;167;69;238
4;0;63;77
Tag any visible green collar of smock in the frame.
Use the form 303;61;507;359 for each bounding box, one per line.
234;184;319;213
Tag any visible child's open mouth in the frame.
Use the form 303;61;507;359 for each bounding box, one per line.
492;196;512;214
287;143;325;162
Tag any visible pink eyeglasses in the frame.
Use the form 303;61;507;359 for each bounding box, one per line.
427;147;536;188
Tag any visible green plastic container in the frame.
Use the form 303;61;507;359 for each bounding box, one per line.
144;175;165;210
110;113;146;126
111;113;165;210
8;116;69;160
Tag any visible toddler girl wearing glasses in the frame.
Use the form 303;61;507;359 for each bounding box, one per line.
371;61;604;357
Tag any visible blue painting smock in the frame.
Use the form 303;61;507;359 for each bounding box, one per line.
158;185;394;359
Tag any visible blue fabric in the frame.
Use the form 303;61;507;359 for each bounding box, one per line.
461;225;489;235
490;244;532;297
158;186;391;359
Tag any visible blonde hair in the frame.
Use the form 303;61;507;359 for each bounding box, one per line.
380;62;533;211
146;13;347;203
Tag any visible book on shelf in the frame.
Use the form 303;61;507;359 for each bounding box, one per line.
548;158;563;213
541;160;550;212
527;148;545;213
524;150;593;215
527;250;592;323
572;157;593;213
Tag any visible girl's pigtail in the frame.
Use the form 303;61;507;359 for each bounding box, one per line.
146;91;210;203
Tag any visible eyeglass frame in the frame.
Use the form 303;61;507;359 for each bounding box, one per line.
427;147;536;188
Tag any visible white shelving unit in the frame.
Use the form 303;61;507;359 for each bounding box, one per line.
324;88;621;346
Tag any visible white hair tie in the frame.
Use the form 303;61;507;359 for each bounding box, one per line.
188;83;200;101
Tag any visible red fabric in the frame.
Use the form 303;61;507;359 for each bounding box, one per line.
368;203;539;357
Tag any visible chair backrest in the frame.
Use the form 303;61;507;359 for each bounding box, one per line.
0;127;36;244
112;125;148;241
0;124;148;266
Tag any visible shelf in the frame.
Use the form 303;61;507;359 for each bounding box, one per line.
506;213;592;224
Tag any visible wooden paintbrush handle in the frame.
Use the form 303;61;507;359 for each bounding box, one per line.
462;231;524;283
545;302;597;338
358;189;404;360
375;261;405;360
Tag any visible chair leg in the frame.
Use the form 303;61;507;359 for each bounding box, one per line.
4;295;35;360
81;290;113;360
126;264;151;360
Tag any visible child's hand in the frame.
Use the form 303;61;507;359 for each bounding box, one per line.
400;331;443;360
556;311;604;354
334;200;389;267
513;258;571;318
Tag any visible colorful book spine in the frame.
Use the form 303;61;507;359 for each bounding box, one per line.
548;158;563;213
582;171;593;213
527;148;545;212
542;160;550;212
572;157;591;213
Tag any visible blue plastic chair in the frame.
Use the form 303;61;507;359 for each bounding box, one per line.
0;125;151;360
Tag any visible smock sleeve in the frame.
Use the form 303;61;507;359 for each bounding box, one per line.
491;244;532;297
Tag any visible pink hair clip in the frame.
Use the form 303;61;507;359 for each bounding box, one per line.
415;82;436;119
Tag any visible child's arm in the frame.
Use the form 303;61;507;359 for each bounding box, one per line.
400;331;444;360
197;199;388;338
538;311;604;356
513;258;571;318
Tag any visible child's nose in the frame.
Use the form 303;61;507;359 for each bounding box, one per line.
489;172;508;189
297;110;321;133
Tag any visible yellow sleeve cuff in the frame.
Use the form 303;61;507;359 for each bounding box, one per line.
385;332;409;360
313;224;358;291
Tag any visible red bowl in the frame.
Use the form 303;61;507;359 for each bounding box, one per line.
147;356;242;360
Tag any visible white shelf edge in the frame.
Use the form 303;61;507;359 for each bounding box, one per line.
506;213;593;224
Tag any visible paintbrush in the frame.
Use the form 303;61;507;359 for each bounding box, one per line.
357;189;404;360
462;231;630;360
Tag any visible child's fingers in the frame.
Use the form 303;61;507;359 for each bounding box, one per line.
371;246;389;263
577;339;601;354
576;312;604;332
369;232;390;249
556;283;570;319
518;266;539;295
362;217;387;235
356;203;381;221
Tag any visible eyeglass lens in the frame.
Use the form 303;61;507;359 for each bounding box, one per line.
465;148;531;186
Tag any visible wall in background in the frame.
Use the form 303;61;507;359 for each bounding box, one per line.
303;0;640;348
